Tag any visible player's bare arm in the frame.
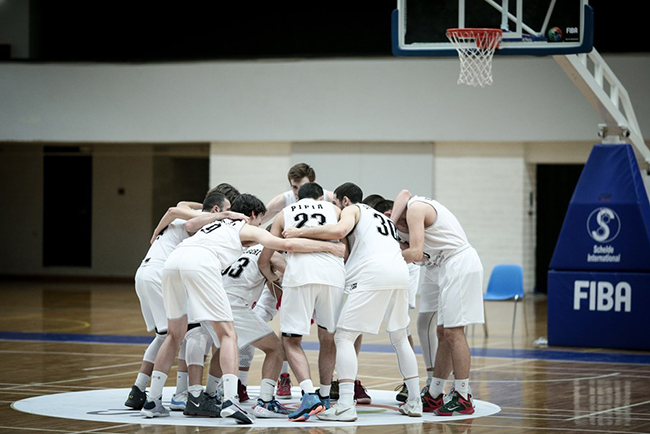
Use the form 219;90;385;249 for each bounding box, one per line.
400;203;434;263
150;201;202;244
390;189;413;224
260;193;285;225
282;205;358;241
184;211;250;235
242;225;346;261
258;213;286;283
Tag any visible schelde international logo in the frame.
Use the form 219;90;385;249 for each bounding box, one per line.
586;207;621;264
587;207;621;243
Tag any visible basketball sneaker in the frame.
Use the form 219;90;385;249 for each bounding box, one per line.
238;379;250;402
395;382;408;402
435;390;475;416
288;392;325;422
354;379;371;404
183;391;221;417
330;380;339;400
316;389;331;409
220;398;255;424
169;390;187;411
399;396;423;417
140;396;169;418
276;373;292;399
422;389;445;412
124;385;146;410
316;402;358;422
252;398;290;418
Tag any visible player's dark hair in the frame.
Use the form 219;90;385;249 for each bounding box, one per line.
288;163;316;183
374;199;394;214
202;192;228;212
230;193;267;218
334;182;363;204
362;194;385;208
206;183;240;204
298;182;324;200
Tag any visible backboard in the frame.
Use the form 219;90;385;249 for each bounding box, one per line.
392;0;593;57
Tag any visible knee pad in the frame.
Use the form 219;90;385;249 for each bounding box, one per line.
388;328;409;348
238;344;256;368
143;334;166;364
185;327;210;366
334;329;360;346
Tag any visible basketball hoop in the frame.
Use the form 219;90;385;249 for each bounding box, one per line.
446;28;502;87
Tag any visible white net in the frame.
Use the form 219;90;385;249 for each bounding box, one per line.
446;29;502;87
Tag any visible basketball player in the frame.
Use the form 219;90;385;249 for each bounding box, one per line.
261;163;334;224
284;182;422;421
218;244;292;418
140;193;345;424
124;192;235;410
373;199;425;403
258;182;346;422
391;190;484;416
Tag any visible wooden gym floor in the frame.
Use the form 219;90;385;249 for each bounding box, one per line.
1;279;650;434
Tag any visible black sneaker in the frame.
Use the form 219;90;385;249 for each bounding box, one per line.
220;398;255;424
330;380;339;400
395;382;408;402
124;385;146;410
183;391;221;417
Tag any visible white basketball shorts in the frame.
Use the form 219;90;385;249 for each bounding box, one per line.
134;263;168;333
437;247;485;328
280;283;344;336
337;288;410;335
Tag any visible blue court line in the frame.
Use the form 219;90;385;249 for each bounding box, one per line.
2;331;650;365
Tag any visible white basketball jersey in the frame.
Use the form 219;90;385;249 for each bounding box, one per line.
281;198;345;288
176;219;245;270
139;218;189;268
402;196;470;265
282;189;333;207
344;204;409;292
221;244;267;305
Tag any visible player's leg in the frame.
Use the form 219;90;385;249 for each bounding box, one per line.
249;332;290;418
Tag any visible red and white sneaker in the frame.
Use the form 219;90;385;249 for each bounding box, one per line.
276;373;292;400
422;387;445;413
354;379;371;405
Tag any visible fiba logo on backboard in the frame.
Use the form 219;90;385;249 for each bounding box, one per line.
587;207;621;243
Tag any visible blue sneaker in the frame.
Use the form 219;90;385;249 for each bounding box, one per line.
317;391;331;410
288;392;325;422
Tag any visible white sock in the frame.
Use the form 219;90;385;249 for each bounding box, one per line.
454;378;470;399
135;373;150;392
429;377;446;398
175;371;188;394
260;378;276;402
299;379;316;394
238;369;249;386
281;361;290;375
188;384;203;398
338;381;355;407
319;384;331;397
222;374;238;401
205;374;220;397
149;370;168;400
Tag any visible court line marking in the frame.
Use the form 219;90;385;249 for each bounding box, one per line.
566;398;650;421
83;362;141;371
68;423;133;434
443;422;650;434
0;349;143;358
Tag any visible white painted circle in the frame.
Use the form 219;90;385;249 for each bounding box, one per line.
13;386;500;427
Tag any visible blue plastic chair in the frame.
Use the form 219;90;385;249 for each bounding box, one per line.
484;264;524;338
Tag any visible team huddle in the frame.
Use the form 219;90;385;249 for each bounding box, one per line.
124;163;484;424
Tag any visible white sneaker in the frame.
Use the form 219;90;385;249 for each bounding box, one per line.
169;390;188;411
399;396;423;417
316;402;358;422
140;397;170;418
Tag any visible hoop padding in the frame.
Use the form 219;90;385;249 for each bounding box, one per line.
446;28;502;87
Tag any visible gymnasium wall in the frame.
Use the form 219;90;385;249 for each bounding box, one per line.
0;55;648;286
